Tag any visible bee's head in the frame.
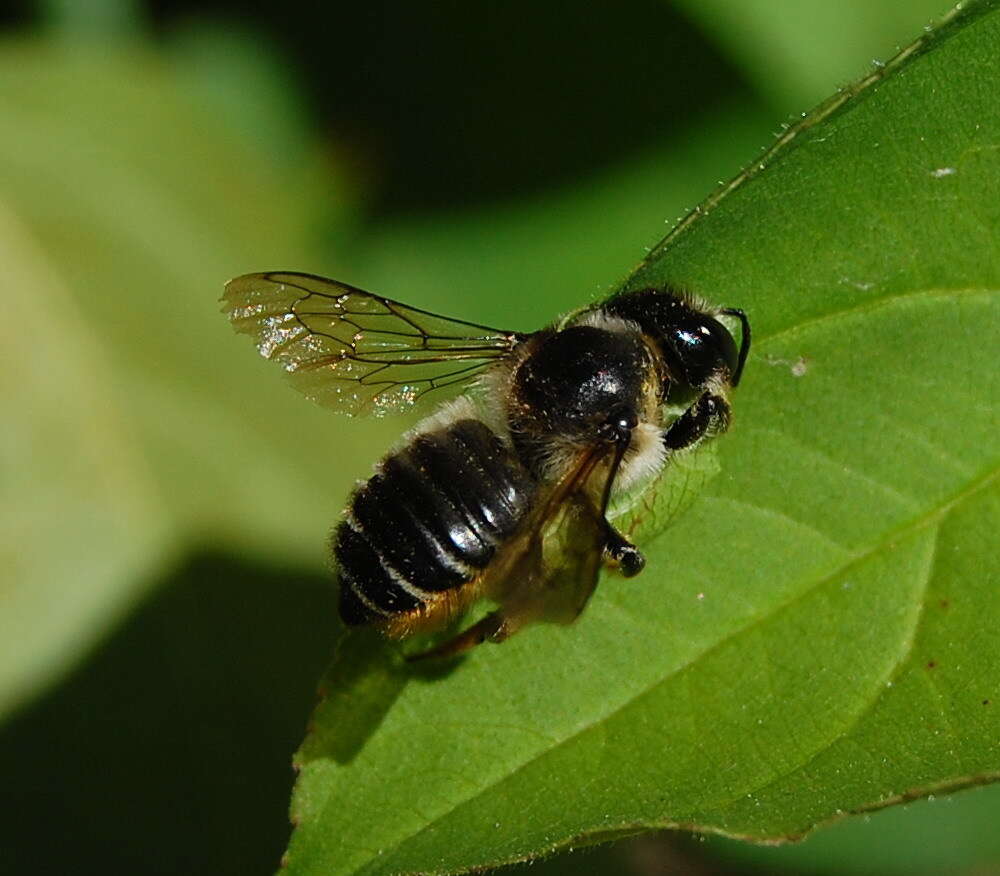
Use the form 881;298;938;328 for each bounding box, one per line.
606;289;750;391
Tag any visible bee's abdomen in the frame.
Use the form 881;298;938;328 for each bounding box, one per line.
336;418;535;627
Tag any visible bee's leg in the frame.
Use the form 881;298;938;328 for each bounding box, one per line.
406;611;513;662
603;525;645;577
595;415;647;577
663;392;731;451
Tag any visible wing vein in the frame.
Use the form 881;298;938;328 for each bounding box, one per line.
222;271;522;416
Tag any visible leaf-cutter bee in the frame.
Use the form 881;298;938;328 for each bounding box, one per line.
223;273;749;659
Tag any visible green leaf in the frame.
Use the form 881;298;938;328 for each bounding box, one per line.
0;199;169;718
286;3;1000;874
0;41;345;717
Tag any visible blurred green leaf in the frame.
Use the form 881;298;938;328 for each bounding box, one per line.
42;0;143;41
285;3;1000;874
673;0;950;109
0;41;352;717
0;199;169;719
164;18;316;173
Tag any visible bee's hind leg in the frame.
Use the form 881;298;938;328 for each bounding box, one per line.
406;611;513;662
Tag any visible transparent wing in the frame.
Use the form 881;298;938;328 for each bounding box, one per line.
405;444;620;660
486;444;613;628
222;271;523;417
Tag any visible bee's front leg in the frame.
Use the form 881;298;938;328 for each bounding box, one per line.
603;524;645;577
663;392;731;451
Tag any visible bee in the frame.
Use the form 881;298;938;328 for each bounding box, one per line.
223;272;750;659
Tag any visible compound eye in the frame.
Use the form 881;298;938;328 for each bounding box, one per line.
709;319;740;378
670;317;738;386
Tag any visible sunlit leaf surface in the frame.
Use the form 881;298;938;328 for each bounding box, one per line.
0;201;169;718
0;44;336;716
286;4;1000;874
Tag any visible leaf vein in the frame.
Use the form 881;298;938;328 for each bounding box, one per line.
755;286;998;348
